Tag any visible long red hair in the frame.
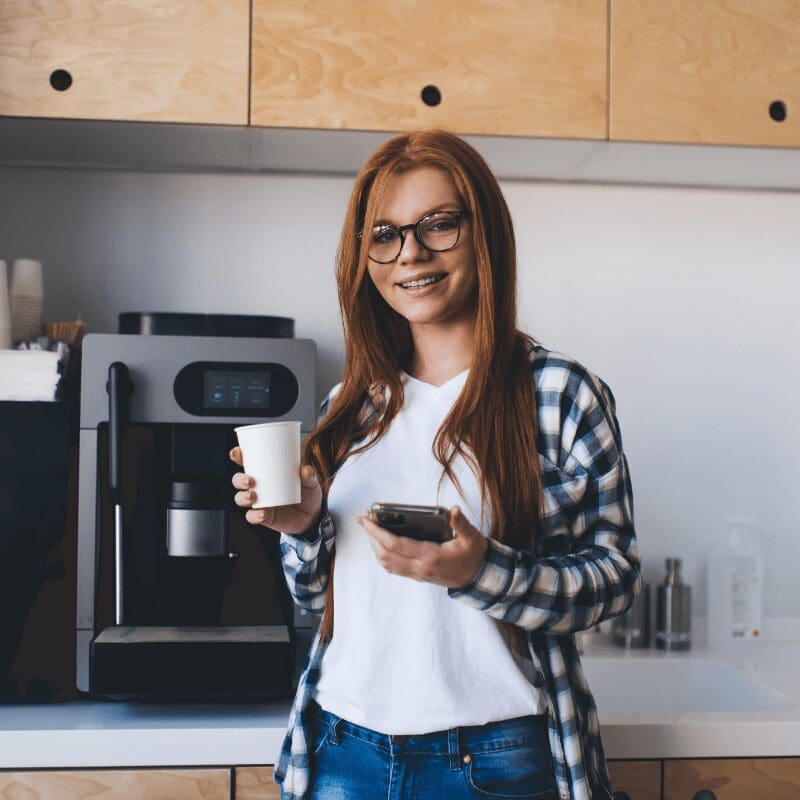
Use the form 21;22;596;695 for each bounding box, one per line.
301;129;544;657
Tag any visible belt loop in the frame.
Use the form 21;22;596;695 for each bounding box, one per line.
448;727;461;771
329;716;342;745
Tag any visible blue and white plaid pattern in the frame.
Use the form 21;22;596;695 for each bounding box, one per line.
274;339;641;800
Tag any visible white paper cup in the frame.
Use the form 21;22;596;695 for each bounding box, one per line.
0;260;10;347
10;258;44;343
234;421;302;509
10;259;43;296
10;296;43;341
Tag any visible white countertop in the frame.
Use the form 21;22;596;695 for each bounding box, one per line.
1;631;799;769
580;628;800;760
0;698;293;769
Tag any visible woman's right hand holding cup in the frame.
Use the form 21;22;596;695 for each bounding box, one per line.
230;446;323;538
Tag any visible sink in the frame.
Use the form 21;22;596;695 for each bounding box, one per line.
580;657;794;714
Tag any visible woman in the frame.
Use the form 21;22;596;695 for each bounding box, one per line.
230;129;641;800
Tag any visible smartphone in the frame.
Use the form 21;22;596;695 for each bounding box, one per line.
369;502;454;544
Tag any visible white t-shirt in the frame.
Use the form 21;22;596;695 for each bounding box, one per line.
313;368;547;734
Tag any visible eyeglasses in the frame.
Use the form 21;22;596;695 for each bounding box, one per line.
357;210;468;264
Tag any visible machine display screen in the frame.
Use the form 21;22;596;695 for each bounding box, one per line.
203;370;271;410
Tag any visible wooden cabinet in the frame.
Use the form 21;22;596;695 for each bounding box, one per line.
4;0;799;153
664;758;800;800
236;766;282;799
0;768;230;798
4;760;800;799
0;766;282;800
0;0;249;125
250;0;608;139
608;759;662;800
0;766;284;800
610;0;800;148
607;758;800;799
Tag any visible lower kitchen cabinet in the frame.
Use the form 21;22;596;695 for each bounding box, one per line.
4;759;800;798
239;761;665;800
664;758;800;799
236;766;281;799
608;759;662;799
0;768;230;798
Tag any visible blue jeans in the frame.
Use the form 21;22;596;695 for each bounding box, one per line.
303;698;557;800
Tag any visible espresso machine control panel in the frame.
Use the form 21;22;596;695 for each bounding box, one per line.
80;336;316;429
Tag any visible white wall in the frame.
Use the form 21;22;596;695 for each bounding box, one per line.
1;163;798;622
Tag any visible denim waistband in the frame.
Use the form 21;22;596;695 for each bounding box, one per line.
308;698;549;757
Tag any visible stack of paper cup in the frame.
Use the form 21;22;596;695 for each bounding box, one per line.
10;258;44;343
0;260;11;349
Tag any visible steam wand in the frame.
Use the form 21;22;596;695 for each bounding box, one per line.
106;362;133;625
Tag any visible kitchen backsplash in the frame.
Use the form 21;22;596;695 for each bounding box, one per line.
0;163;797;623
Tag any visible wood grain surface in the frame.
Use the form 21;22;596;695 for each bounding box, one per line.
664;758;800;799
236;765;282;799
0;0;249;124
0;768;230;799
607;759;662;800
611;0;800;147
251;0;607;138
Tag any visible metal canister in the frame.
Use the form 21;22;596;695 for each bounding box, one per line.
655;557;692;651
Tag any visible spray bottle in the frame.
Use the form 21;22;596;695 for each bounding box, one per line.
707;516;764;649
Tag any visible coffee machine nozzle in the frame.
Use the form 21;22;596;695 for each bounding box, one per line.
166;479;232;558
106;361;133;625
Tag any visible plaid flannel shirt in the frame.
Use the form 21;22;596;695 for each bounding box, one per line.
273;339;641;800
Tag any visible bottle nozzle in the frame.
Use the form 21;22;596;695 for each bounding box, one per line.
664;557;683;585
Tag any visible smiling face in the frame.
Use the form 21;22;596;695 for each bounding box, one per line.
366;167;478;330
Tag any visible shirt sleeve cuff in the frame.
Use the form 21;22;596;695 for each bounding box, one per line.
279;512;332;559
447;537;495;600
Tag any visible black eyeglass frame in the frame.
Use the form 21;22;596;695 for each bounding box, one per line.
356;209;468;264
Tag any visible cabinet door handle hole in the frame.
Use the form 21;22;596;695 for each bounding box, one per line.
421;84;441;107
769;100;787;122
50;69;73;92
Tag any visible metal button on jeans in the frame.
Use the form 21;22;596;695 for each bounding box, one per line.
390;734;408;743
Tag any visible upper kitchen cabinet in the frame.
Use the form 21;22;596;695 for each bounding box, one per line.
250;0;608;139
0;0;249;125
610;0;800;148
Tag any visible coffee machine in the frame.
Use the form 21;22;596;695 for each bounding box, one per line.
76;313;317;700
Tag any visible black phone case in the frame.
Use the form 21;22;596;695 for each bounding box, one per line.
369;503;453;544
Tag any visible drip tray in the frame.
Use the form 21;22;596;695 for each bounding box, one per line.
90;625;294;701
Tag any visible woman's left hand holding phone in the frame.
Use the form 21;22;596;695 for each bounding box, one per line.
357;506;489;590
